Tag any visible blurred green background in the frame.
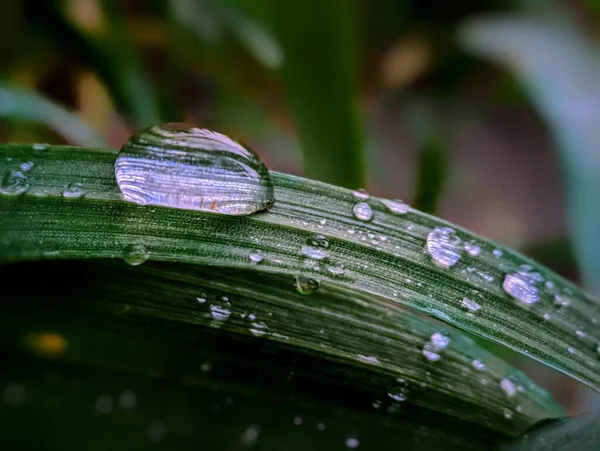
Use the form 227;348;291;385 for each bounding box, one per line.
1;0;600;420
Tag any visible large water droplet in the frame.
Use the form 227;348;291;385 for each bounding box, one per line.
1;170;28;195
425;227;462;268
388;378;408;402
381;198;409;215
294;276;319;295
115;123;275;215
124;244;149;266
503;267;541;305
352;202;373;221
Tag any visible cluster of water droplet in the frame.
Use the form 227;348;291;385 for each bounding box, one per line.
422;332;450;362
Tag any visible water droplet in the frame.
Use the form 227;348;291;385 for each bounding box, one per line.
554;294;571;307
20;161;34;172
352;188;370;200
210;296;232;321
545;281;555;290
118;390;137;409
124;244;149;266
576;330;586;339
567;347;575;354
201;361;212;372
472;359;486;371
317;422;326;431
301;235;330;260
197;296;207;304
477;271;495;283
0;170;28;195
381;198;409;214
249;251;263;263
146;421;166;442
430;332;450;349
32;143;48;150
388;379;408;402
503;408;513;420
503;268;540;305
461;297;481;313
464;240;481;256
95;394;113;413
249;321;269;337
293;416;303;426
425;227;462;268
63;182;85;198
115;123;275;215
345;437;360;449
372;399;382;409
422;346;441;362
3;383;26;407
294;276;319;295
353;202;373;221
241;425;261;447
500;378;516;397
327;265;345;276
358;355;379;364
493;249;503;257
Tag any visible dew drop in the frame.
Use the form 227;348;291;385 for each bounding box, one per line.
461;297;481;313
301;235;330;260
493;249;503;257
327;265;345;276
63;182;85;198
503;268;540;305
294;276;319;295
503;408;513;420
500;378;516;397
317;422;326;431
115;123;275;215
249;251;263;263
471;359;486;371
240;425;261;447
32;143;48;151
388;378;408;402
554;294;571;307
352;188;370;200
464;240;481;256
372;399;382;409
293;416;303;426
381;198;409;215
345;437;360;449
425;227;462;268
210;296;232;321
430;332;450;349
353;202;373;221
249;321;269;337
20;161;34;172
0;170;28;195
124;244;149;266
576;330;586;339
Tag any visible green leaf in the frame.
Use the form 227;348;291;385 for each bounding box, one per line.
1;143;598;401
460;14;600;295
0;84;106;147
269;0;365;188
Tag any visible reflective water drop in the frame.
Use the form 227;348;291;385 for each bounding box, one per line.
293;417;303;426
425;227;462;268
352;202;373;221
576;330;586;339
503;268;540;305
20;161;34;172
554;294;571;307
372;399;382;409
294;276;319;295
381;198;409;215
63;182;85;198
461;297;481;313
388;379;408;402
249;321;269;337
124;244;149;266
471;359;486;371
422;345;441;362
115;123;275;215
345;437;360;449
249;251;263;263
197;296;207;304
210;296;232;321
503;408;513;420
327;265;345;276
500;378;516;397
317;422;326;431
0;170;28;195
352;188;370;200
493;249;503;257
301;235;330;260
241;425;261;447
430;332;450;349
567;347;575;354
32;143;48;151
464;240;481;256
358;355;379;364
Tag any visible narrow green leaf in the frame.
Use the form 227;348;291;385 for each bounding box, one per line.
0;144;598;398
460;14;600;295
0;84;106;147
269;0;365;188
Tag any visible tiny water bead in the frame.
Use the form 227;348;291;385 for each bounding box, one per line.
0;170;28;195
294;276;319;295
503;266;543;305
352;188;370;200
471;359;486;371
352;202;373;221
464;240;481;257
301;235;330;260
500;378;517;397
461;297;481;313
63;182;85;199
381;198;409;215
123;244;149;266
425;227;462;268
115;123;275;215
20;161;34;172
248;251;263;263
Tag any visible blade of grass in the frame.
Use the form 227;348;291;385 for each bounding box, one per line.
268;0;365;188
0;144;599;396
0;259;562;440
0;84;106;146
